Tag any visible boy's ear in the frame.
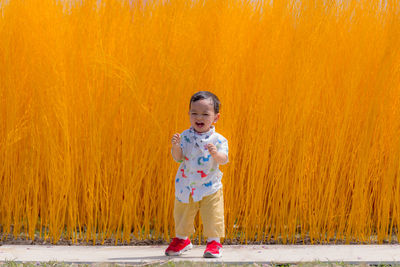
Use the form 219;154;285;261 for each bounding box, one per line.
214;113;220;123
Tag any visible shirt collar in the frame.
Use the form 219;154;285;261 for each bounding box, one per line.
189;125;215;137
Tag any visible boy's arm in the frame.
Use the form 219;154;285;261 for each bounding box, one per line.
206;144;228;165
171;133;184;162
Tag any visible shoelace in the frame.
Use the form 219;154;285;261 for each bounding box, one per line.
207;241;221;252
170;237;183;247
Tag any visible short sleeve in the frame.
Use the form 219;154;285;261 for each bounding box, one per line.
216;137;229;165
179;131;189;156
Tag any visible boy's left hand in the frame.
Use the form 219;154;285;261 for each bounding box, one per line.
206;143;218;155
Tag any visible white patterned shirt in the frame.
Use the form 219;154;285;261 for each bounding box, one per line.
172;126;229;203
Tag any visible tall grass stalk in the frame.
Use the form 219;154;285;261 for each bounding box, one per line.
1;0;400;244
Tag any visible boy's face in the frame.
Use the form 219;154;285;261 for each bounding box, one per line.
189;98;220;133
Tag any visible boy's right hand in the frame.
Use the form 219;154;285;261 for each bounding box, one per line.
171;133;181;147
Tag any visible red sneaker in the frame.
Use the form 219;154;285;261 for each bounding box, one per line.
165;237;193;256
203;240;222;258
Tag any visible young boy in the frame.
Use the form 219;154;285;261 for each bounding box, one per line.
165;91;229;258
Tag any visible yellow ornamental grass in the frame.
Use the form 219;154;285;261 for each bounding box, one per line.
1;0;400;244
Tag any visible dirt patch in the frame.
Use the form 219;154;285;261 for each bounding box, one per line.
1;226;398;246
0;232;399;246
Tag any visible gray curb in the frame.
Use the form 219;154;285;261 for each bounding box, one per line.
1;245;400;264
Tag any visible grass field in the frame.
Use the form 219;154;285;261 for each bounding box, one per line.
1;0;400;245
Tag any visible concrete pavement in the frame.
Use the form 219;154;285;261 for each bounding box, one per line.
1;245;400;265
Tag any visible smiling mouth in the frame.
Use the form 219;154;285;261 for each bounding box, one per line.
196;122;205;127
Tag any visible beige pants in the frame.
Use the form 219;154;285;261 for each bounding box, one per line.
174;189;224;238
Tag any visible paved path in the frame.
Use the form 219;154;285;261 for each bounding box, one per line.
1;245;400;264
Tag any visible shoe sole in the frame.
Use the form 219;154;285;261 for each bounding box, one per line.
165;243;193;256
203;251;222;258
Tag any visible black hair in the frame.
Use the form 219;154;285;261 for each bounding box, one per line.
189;91;221;113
